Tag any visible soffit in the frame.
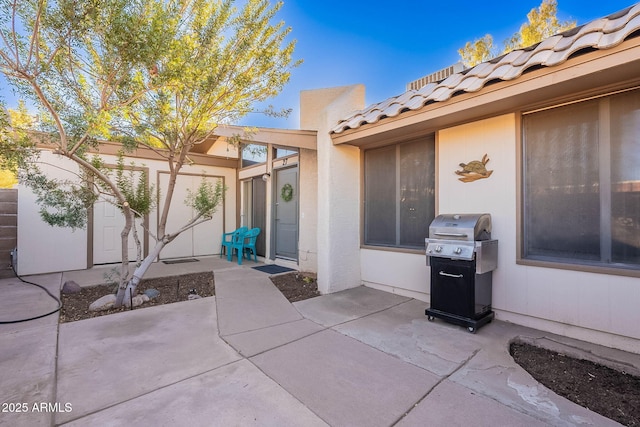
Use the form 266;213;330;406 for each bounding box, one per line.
213;125;317;150
331;3;640;146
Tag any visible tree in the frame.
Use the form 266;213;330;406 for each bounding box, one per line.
0;100;36;188
0;0;299;307
458;35;495;70
459;0;576;67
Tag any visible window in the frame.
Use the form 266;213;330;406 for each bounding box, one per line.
241;144;267;168
522;88;640;269
274;147;297;159
364;136;436;249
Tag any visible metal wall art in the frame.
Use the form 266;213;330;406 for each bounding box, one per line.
455;154;493;183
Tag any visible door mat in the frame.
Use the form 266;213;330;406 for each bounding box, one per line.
252;265;295;275
162;258;200;265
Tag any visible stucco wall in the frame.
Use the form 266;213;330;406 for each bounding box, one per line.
18;151;87;275
18;150;236;275
439;114;640;352
361;250;429;300
314;85;366;294
298;148;317;272
360;114;640;353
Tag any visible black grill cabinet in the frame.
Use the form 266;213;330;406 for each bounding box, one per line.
425;214;498;333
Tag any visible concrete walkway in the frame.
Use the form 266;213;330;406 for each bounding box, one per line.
1;256;638;426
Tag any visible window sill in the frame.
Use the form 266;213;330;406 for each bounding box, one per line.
517;257;640;278
361;245;425;255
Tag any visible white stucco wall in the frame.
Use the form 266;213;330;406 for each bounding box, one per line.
361;250;429;300
17;149;236;275
17;151;87;275
313;85;366;294
359;113;640;353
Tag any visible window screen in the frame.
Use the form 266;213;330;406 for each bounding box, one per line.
364;136;435;249
523;88;640;269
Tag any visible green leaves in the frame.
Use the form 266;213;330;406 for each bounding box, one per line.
128;0;299;148
1;0;294;247
458;35;495;69
458;0;576;68
19;162;98;230
185;177;226;219
115;152;154;217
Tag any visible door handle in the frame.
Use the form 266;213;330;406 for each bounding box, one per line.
439;271;463;278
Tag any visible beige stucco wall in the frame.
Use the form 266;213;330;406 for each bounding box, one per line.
439;114;640;353
298;148;317;272
18;150;236;275
206;137;239;159
360;113;640;353
300;86;364;130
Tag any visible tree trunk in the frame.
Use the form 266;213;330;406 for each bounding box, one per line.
114;239;166;307
131;212;142;265
116;204;133;305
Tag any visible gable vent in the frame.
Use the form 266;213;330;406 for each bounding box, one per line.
407;62;465;91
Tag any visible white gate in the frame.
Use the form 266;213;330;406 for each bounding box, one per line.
158;173;224;260
93;197;142;264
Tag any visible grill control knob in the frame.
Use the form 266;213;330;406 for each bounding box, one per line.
435;246;443;253
454;247;462;255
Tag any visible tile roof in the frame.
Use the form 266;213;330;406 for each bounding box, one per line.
331;3;640;135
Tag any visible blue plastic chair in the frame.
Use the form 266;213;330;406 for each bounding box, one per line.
230;227;260;265
220;227;248;259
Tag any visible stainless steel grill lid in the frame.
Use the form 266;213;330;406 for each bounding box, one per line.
426;213;497;271
428;213;491;241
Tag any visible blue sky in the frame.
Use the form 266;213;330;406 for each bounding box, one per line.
1;1;636;130
241;0;637;129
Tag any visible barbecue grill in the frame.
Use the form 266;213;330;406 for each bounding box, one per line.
425;213;498;333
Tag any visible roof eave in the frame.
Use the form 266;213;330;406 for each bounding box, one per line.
213;124;317;151
332;36;640;148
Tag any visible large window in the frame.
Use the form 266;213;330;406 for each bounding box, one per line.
523;88;640;269
364;136;436;249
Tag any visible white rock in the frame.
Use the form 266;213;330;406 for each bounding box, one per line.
187;294;202;300
89;294;117;312
124;293;150;308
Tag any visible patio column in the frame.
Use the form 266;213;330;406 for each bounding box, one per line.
302;85;365;294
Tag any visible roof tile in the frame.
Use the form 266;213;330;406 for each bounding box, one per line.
603;5;639;32
331;4;640;135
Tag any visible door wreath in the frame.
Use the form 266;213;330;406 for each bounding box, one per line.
281;183;294;202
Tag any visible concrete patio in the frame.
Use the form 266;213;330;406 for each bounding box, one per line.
1;256;638;426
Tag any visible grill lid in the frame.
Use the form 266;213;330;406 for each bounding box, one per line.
429;213;491;241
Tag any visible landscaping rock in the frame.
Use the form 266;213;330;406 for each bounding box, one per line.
62;280;82;294
144;288;160;300
124;294;150;308
89;294;117;312
187;294;202;300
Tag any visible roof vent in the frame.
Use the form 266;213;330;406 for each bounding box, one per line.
407;62;465;91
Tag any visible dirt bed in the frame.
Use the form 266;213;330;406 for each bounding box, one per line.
510;341;640;426
60;271;214;323
269;271;320;302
